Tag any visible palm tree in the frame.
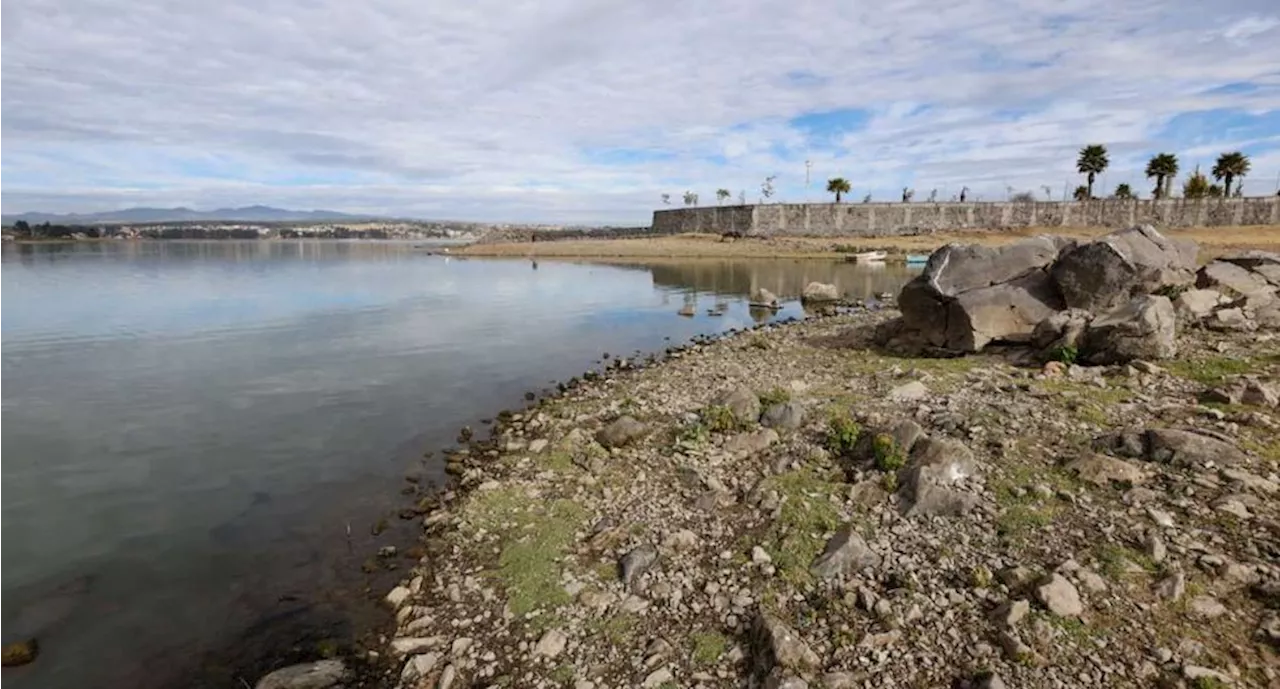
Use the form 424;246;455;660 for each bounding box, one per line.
1211;151;1251;198
1076;144;1109;199
1145;153;1178;199
826;177;851;202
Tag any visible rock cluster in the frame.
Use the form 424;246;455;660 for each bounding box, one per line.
889;225;1280;363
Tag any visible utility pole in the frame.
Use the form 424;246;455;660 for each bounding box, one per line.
805;160;812;202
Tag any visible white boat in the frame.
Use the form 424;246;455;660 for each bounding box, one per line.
851;250;887;262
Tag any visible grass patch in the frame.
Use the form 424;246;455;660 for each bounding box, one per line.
690;630;730;665
761;468;844;584
542;450;576;473
995;504;1059;541
675;420;710;448
1240;436;1280;463
701;404;742;433
1166;356;1255;386
585;614;636;646
758;387;791;409
549;664;575;684
466;488;588;618
1094;543;1158;579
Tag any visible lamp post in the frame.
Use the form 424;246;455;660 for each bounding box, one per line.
805;160;812;202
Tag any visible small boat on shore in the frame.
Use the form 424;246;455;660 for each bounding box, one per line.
849;250;887;263
905;254;929;265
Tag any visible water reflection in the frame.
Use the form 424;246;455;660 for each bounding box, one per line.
1;242;914;689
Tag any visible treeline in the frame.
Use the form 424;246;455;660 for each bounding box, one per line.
3;221;398;240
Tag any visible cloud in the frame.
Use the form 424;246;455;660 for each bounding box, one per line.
3;0;1280;222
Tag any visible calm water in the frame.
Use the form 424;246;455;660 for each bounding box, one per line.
1;241;916;688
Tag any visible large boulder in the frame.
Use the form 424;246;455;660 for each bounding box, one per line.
945;272;1064;351
1031;308;1093;352
752;611;820;683
1173;288;1226;321
711;385;762;424
1197;259;1275;298
596;416;649;448
1218;251;1280;286
1093;428;1247;468
1081;295;1176;364
896;236;1071;352
1051;225;1196;313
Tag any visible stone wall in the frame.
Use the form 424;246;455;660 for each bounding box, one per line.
650;198;1280;237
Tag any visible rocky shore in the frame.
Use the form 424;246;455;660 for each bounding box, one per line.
260;228;1279;689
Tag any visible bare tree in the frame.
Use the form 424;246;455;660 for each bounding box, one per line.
682;191;698;206
761;176;777;203
1041;185;1052;201
661;193;671;205
862;193;872;203
928;188;938;203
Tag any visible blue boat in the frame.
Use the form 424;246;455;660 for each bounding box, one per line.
905;254;929;264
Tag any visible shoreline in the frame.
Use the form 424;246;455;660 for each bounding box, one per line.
323;289;1279;687
457;226;1280;260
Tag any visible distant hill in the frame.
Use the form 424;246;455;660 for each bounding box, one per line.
2;206;375;225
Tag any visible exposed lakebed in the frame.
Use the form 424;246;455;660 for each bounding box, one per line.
0;241;916;688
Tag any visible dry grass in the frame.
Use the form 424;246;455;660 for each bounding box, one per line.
455;225;1280;261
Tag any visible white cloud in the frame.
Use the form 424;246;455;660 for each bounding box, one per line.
3;0;1279;222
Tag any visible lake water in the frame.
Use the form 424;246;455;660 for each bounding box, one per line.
0;241;917;688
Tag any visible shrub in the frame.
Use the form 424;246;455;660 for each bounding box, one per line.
1049;345;1078;365
825;417;861;457
872;433;906;471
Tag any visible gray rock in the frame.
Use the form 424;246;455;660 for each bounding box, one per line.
761;401;805;430
1197;259;1275;297
1095;428;1246;468
991;599;1031;628
1052;224;1196;313
712;385;762;424
801;282;840;302
753;611;820;677
750;287;781;308
1035;573;1084;618
1188;596;1227;620
620;545;658;590
1155;570;1186;601
1082;295;1177;364
1220;250;1280;285
895;236;1072;351
1257;610;1280;647
596;415;648;448
255;660;348;689
888;380;929;401
725;428;779;454
1065;453;1149;486
889;419;925;454
920;236;1071;297
1182;665;1234;685
810;525;881;580
1031;308;1092;352
399;653;441;685
533;628;568;658
898;437;981;517
1145;428;1246;468
945;271;1065;351
1205;307;1255;332
1173;288;1224;320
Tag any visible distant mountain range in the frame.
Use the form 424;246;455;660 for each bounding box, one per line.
2;205;376;225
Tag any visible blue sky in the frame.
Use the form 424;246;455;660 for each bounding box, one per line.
2;0;1280;222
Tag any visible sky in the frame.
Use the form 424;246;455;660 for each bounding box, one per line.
3;0;1280;224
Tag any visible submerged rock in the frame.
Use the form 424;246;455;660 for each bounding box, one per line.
1;640;38;667
255;660;348;689
801;282;840;302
